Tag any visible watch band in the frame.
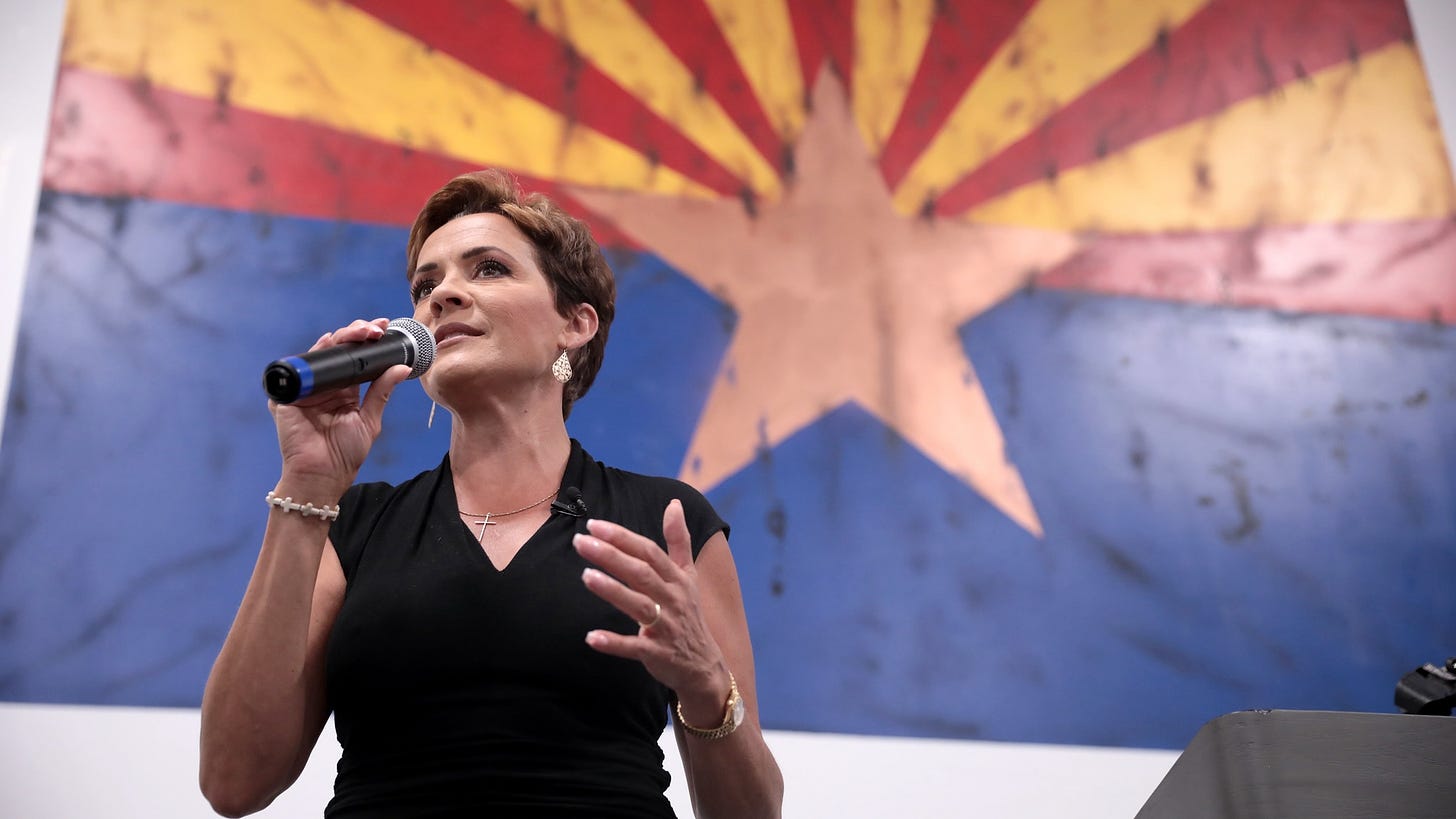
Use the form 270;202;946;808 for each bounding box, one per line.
675;672;743;740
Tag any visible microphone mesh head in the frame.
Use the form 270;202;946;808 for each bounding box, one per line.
388;317;436;378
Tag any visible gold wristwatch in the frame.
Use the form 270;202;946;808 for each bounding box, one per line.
675;671;746;740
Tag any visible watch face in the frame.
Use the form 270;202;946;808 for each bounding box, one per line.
731;695;746;727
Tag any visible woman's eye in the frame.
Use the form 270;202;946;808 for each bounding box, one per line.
411;279;436;303
474;259;508;278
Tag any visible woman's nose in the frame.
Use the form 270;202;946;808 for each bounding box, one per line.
428;274;471;313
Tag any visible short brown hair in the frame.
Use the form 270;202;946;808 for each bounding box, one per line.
406;169;615;419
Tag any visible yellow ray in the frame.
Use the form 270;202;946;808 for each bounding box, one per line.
966;43;1456;231
893;0;1211;213
852;0;936;152
61;0;714;198
513;0;782;198
703;0;807;143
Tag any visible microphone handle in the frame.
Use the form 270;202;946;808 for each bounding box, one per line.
263;331;414;404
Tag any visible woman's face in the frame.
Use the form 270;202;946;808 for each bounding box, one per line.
409;212;575;400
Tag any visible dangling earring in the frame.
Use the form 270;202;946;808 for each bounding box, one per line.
552;351;572;384
428;401;437;429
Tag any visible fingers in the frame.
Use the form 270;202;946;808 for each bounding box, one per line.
579;557;664;663
306;332;332;352
581;566;662;629
574;530;675;600
583;518;682;583
359;364;412;420
311;318;390;351
577;513;722;689
288;319;395;410
662;499;693;569
584;627;647;660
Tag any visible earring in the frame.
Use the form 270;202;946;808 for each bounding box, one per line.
428;401;437;429
552;351;572;384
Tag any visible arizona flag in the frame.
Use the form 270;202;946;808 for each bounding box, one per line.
2;0;1453;755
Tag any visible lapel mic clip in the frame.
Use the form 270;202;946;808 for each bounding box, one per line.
551;486;587;518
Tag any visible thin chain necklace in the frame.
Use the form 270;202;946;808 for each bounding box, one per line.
459;489;558;543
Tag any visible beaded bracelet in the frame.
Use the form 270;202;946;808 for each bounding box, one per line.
265;491;340;521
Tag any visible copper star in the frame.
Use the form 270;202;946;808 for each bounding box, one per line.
570;70;1077;536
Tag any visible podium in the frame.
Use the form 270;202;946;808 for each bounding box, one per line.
1136;710;1456;818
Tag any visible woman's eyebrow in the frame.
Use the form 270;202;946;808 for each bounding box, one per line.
413;245;518;277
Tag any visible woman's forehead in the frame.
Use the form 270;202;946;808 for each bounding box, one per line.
419;212;534;263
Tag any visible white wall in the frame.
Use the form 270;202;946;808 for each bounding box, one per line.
0;703;1173;818
0;0;66;445
1409;0;1456;173
5;2;1455;817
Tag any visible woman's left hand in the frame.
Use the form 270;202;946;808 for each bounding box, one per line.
574;500;725;696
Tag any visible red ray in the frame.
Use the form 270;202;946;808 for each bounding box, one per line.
932;0;1414;217
788;0;855;96
347;0;749;199
624;0;789;174
42;68;639;247
1037;219;1456;324
877;0;1037;190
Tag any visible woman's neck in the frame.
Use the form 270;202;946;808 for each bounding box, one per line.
446;399;571;510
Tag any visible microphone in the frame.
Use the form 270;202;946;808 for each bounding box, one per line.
262;317;435;404
551;487;588;517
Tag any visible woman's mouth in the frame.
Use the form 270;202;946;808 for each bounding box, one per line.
434;323;482;349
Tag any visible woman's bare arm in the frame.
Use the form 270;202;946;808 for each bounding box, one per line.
670;534;784;818
199;510;345;817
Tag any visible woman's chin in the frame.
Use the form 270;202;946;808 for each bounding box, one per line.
421;356;479;396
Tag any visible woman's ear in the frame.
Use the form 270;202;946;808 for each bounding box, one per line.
560;302;599;351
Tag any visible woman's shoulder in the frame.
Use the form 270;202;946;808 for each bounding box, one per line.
342;459;445;507
586;452;713;509
600;462;709;500
333;458;448;540
329;459;449;576
579;446;728;550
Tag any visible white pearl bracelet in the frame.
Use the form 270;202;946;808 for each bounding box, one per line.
265;491;340;521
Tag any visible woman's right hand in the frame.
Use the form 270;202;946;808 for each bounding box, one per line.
269;318;414;487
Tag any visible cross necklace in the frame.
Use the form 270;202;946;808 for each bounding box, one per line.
459;489;559;543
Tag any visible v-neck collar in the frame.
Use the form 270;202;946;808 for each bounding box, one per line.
428;440;590;575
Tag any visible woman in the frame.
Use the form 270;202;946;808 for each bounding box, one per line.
200;170;784;817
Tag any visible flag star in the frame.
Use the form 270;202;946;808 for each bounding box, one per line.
571;71;1077;536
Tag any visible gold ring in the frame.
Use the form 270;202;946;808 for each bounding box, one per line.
639;602;662;630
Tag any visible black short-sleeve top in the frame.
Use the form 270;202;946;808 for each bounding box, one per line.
323;440;727;818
